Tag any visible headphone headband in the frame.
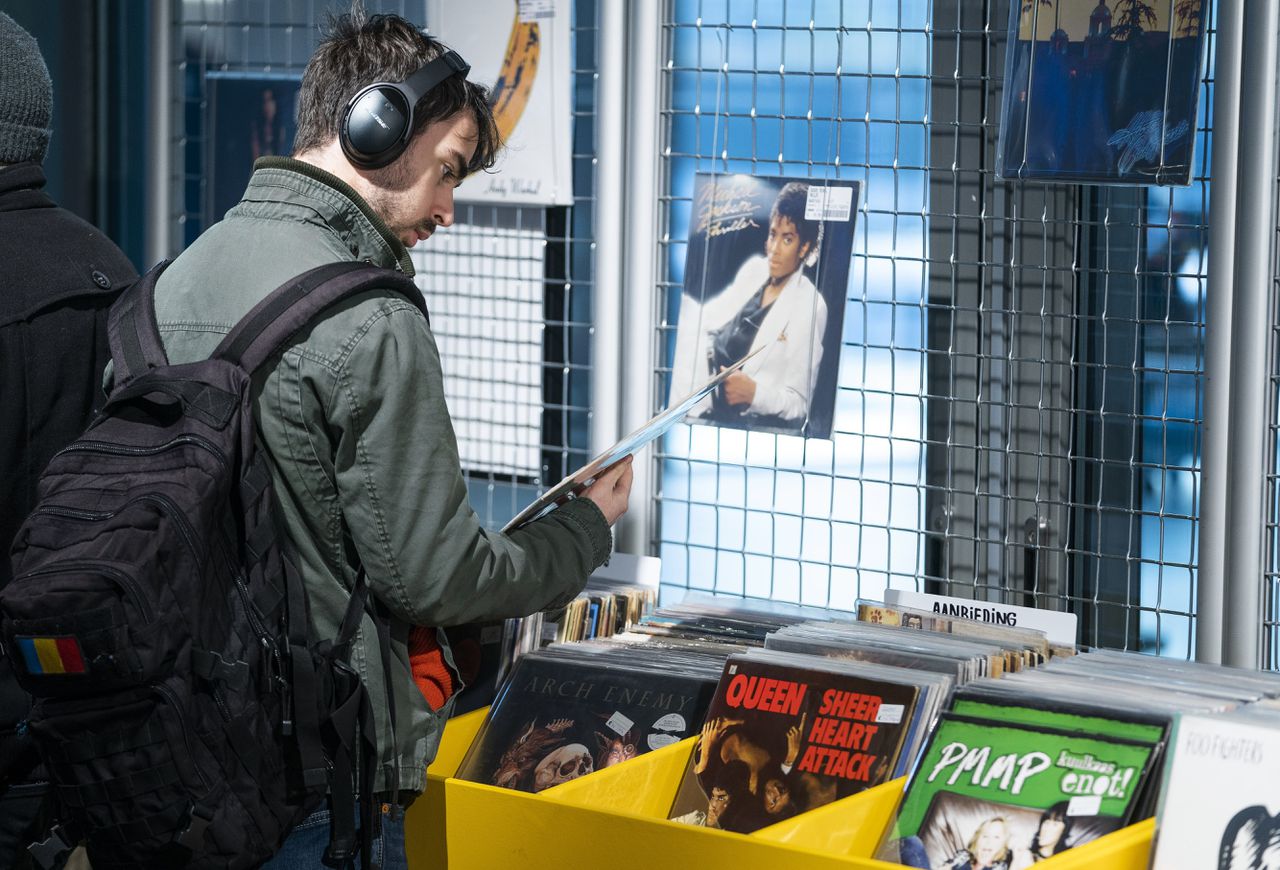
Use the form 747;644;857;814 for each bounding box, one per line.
339;49;471;170
401;50;470;104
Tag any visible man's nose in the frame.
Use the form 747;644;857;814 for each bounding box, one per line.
433;188;456;228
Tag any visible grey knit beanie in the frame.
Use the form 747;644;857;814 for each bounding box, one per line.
0;12;52;164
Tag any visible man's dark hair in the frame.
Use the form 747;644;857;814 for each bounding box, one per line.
770;182;821;250
293;5;500;176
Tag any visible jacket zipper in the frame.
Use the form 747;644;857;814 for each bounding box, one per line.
15;560;156;623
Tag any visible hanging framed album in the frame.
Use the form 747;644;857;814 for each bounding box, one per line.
668;173;859;441
997;0;1208;185
426;0;573;206
204;72;301;228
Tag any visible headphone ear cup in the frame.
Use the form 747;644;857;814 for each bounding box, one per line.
341;85;412;169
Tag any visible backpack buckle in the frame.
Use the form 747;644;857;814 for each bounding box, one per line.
325;836;356;864
176;804;214;852
28;824;73;870
192;649;250;690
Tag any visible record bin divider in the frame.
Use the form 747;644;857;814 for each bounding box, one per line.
404;706;488;869
405;707;1156;869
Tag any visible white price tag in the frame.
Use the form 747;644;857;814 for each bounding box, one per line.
648;733;680;750
876;704;905;724
518;0;555;21
653;713;687;733
605;710;635;737
804;185;853;222
1067;795;1102;816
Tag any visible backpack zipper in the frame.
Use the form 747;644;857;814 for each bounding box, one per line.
230;570;288;723
31;494;206;567
230;572;274;656
153;682;211;790
15;561;156;623
211;685;232;723
54;434;229;471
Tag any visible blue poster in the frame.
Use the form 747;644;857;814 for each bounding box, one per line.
998;0;1207;185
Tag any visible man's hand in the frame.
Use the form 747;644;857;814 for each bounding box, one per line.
721;369;757;407
581;455;634;526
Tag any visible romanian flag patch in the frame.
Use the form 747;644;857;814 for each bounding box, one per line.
16;635;88;675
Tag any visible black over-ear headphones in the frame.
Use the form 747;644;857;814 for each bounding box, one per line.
339;49;471;170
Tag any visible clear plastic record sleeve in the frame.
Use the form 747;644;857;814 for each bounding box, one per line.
501;344;765;532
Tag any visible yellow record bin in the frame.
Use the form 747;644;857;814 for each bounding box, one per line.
405;707;1156;870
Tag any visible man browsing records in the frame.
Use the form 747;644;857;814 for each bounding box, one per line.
144;8;632;867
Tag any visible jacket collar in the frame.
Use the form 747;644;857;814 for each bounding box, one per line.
0;163;54;213
241;156;415;275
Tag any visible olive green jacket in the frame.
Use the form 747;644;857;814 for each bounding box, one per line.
150;157;613;793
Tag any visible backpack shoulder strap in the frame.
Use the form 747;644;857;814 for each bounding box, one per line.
107;261;171;386
212;262;428;373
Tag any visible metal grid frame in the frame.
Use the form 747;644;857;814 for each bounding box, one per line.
651;0;1216;657
655;0;934;612
170;0;600;530
1261;7;1280;671
160;0;1246;658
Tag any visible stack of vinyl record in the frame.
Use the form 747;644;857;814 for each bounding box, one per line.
767;619;1021;682
631;600;807;646
454;639;723;794
855;599;1062;667
546;579;660;644
876;649;1280;867
454;580;658;715
456;596;840;795
498;580;659;674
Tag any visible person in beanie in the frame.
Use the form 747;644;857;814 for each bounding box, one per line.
0;12;137;869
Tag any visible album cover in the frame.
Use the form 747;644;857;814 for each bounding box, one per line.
949;696;1167;745
1150;710;1280;870
455;652;715;793
879;714;1158;866
669;173;859;439
997;0;1207;185
667;652;918;834
426;0;573;205
204;73;300;228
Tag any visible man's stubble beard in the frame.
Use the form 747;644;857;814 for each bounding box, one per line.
365;159;430;240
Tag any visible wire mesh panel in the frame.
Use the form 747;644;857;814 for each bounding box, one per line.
929;0;1212;657
411;214;546;481
657;0;932;610
655;0;1213;657
173;0;599;529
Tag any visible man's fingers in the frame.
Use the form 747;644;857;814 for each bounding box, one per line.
596;454;633;486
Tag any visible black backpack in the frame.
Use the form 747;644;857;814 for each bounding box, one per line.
0;261;428;869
